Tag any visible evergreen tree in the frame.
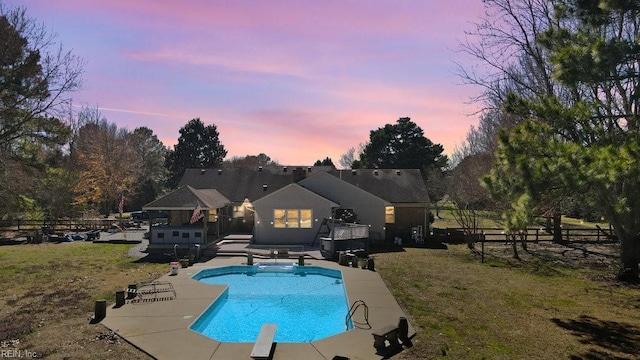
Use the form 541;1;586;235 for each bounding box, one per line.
359;117;447;172
165;118;227;188
314;157;335;167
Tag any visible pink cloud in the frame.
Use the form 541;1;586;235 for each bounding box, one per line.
12;0;487;166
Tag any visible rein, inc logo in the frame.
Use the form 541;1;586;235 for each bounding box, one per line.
0;349;38;358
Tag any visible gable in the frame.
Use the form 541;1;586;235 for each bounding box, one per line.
299;171;390;206
144;185;230;210
252;183;339;209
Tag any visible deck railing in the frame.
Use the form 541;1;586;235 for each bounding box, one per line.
332;224;370;240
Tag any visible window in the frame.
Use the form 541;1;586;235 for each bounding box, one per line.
172;231;179;237
157;232;164;238
273;209;313;229
182;232;190;239
385;206;395;223
287;209;300;228
274;209;286;228
233;205;244;218
300;209;312;228
208;209;217;222
195;232;202;238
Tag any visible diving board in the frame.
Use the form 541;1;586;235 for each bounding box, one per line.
251;323;277;359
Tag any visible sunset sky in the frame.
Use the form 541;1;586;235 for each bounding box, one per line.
9;0;487;166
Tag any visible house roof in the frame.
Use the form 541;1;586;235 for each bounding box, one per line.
178;166;429;204
144;185;230;210
327;169;429;204
252;183;340;208
299;171;391;206
178;166;327;203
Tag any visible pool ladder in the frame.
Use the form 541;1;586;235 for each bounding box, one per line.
345;300;370;330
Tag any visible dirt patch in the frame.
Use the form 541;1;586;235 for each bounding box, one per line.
478;241;620;271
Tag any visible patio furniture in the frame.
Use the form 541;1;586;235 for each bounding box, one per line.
126;281;177;303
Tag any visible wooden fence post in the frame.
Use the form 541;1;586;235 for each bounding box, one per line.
481;231;485;264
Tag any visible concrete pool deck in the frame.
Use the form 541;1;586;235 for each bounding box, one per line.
101;256;415;360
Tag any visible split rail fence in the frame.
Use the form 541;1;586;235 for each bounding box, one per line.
0;218;123;232
436;225;617;244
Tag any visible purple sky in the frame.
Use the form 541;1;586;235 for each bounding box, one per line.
10;0;485;166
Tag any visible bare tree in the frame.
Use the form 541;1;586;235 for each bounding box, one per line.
448;153;498;248
339;147;356;169
339;143;366;169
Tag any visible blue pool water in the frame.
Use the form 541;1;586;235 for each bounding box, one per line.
190;263;352;343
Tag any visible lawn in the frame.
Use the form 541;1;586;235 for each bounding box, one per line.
0;241;165;359
0;240;638;359
375;245;640;359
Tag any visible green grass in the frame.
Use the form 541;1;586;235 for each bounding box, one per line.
0;242;166;359
375;246;640;359
434;201;611;230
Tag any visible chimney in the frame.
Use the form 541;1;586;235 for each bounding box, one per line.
374;170;378;176
262;184;268;191
283;166;288;172
293;167;306;182
352;170;356;175
258;166;263;172
200;169;206;175
217;169;222;175
396;170;401;176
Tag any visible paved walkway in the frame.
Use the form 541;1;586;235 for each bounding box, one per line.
101;256;414;360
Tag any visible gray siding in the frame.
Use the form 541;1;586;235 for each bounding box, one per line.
299;172;388;239
252;184;338;245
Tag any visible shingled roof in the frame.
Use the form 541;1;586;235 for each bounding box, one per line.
177;166;429;204
144;185;230;210
178;167;315;202
327;169;429;203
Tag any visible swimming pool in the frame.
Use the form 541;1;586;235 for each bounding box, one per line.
190;263;352;343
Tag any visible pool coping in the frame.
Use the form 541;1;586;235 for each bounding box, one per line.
101;257;414;360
